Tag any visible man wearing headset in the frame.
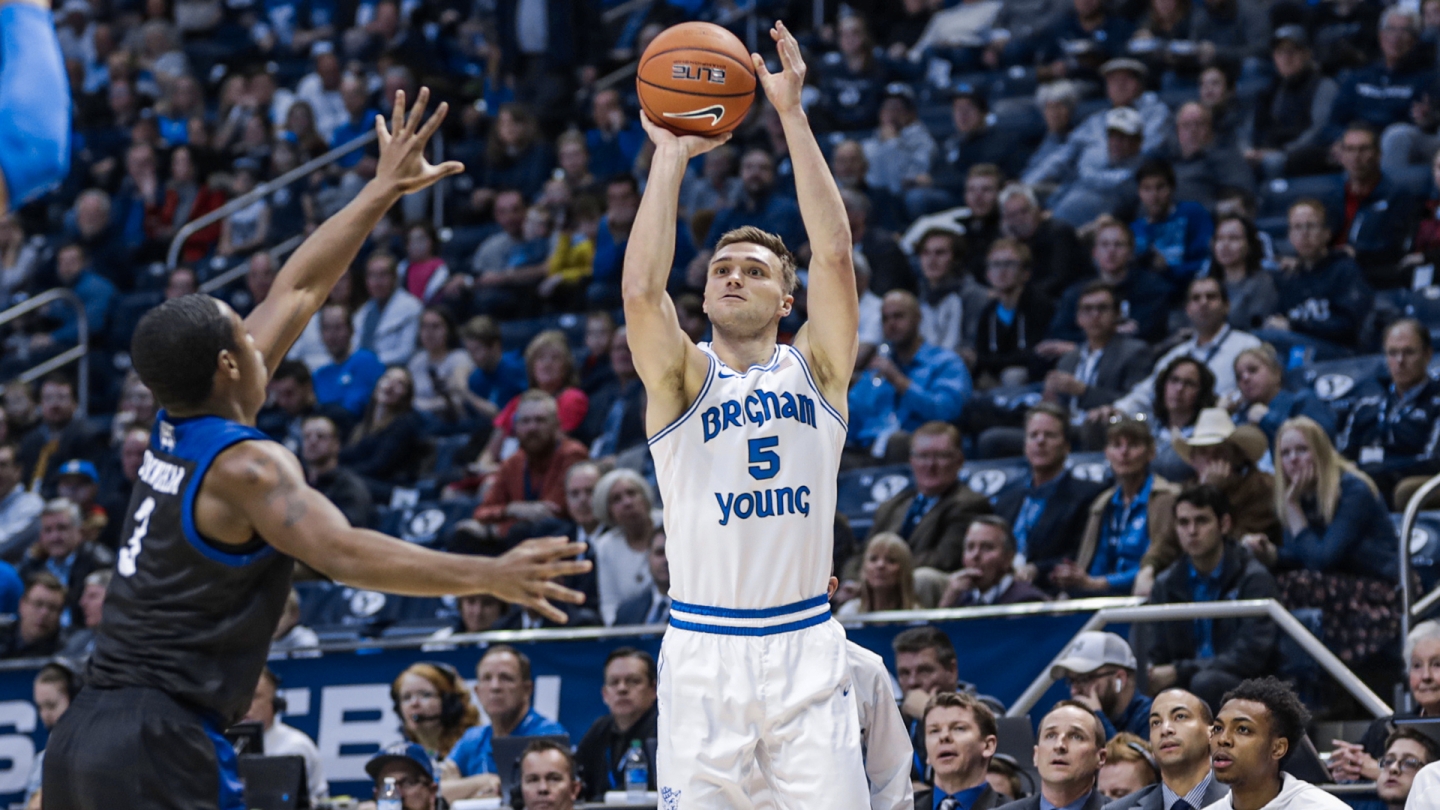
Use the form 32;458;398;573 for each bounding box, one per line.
1050;631;1152;741
244;667;328;805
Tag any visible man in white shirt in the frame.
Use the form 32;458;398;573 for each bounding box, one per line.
0;442;41;558
1103;277;1259;421
1205;677;1345;810
351;251;422;366
243;667;328;805
293;44;346;141
1409;760;1440;808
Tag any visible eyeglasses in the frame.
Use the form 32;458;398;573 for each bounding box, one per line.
1380;755;1426;773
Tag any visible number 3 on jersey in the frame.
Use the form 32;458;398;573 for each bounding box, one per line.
117;496;156;576
748;437;780;480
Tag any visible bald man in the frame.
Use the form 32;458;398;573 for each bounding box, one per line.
845;290;972;468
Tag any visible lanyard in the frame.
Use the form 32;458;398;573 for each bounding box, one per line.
1191;326;1231;367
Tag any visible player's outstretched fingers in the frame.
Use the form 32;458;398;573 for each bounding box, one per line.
417;100;450;143
527;597;570;625
391;89;406;136
542;581;588;605
406;87;431;135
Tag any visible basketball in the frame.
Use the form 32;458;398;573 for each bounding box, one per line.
637;22;757;136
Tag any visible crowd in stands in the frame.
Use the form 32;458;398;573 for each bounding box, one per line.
12;0;1440;804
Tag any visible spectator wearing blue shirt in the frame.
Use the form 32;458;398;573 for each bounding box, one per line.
587;175;695;310
846;290;971;469
1059;419;1180;597
1049;216;1172;345
331;74;379;169
1050;631;1153;742
33;243;114;355
311;304;386;418
460;315;527;423
1131;159;1214;290
702;150;805;251
585;89;644;180
444;645;567;798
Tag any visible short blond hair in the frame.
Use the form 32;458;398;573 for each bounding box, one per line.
714;226;799;294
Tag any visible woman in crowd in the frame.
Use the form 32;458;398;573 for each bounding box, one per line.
555;130;598;198
0;215;40;309
398;223;450;303
836;533;917;616
282;99;328;159
476;103;553;202
390;662;479;770
1243;417;1399;664
407;306;474;426
1330;620;1440;780
217;159;270;257
340;366;426;487
592;469;658;626
1229;343;1337;448
813;15;892;132
476;330;589;471
1207;215;1277;331
156;145;227;264
1149;356;1217;483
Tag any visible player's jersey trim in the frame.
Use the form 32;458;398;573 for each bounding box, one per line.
669;610;831;636
670;592;828;619
647;353;718;446
158;412;276;567
784;345;847;430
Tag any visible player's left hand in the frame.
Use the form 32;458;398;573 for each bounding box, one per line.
753;21;806;115
374;87;466;196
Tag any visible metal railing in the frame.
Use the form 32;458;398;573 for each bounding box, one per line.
1006;599;1392;719
1403;474;1440;628
0;289;89;417
166;130;377;270
197;233;307;295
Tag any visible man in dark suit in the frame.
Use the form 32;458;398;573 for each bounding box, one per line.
613;529;669;626
994;404;1107;591
575;648;658;799
1105;689;1229;810
17;374;104;499
913;692;1011;810
939;517;1050;607
1041;281;1151;429
994;701;1108;810
866;422;993;574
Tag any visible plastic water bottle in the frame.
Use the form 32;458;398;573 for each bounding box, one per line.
624;739;648;801
378;776;402;810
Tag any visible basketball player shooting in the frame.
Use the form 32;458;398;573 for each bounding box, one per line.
625;22;869;809
41;91;592;810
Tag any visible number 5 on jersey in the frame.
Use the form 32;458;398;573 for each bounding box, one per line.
748;437;780;480
118;496;156;576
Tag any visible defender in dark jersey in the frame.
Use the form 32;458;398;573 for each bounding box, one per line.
42;90;592;810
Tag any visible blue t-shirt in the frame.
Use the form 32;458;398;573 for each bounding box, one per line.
467;351;527;410
313;349;387;417
448;708;568;776
0;561;22;614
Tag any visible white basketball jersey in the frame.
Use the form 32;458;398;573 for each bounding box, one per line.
649;342;846;614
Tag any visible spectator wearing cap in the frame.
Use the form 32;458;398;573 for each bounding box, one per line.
914;692;1011;810
1145;485;1280;709
1263;199;1373;353
862;83;937;198
993;701;1108;810
1046;107;1147;227
1165;102;1255;210
1131;158;1215;289
939;517;1050;607
1311;124;1420;290
366;742;441;810
907;85;1025;218
444;645;567;799
1012;0;1134;85
53;460;106;546
1245;27;1340;180
832;140;907;235
814;16;895;133
1051;631;1152;741
999;182;1087;300
1024;59;1173;198
1047;216;1172;346
0;440;38;563
1105;688;1230;810
972;238;1053;386
20;499;113;628
1336;319;1440;502
1328;8;1435;138
1059;419;1179;597
1173;409;1280;544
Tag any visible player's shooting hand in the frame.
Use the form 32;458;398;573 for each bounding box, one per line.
637;112;731;160
752;21;806;115
486;536;593;624
374;88;466;196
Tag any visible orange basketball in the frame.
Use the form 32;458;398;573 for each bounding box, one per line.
637;22;757;136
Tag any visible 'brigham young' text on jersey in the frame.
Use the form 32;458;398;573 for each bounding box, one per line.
649;343;845;614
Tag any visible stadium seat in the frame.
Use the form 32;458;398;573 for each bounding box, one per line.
836;464;912;538
1258;174;1343;221
1392;511;1440;595
376;500;479;547
499;313;588;353
1284;354;1386;425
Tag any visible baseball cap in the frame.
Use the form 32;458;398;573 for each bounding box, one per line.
1049;631;1137;679
882;82;917;107
365;742;435;784
1104;107;1143;137
1100;58;1149;79
56;459;98;484
1272;24;1309;49
951;82;989;112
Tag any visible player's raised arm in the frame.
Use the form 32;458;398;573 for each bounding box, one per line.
753;23;858;407
206;441;590;622
245;88;464;375
622;116;729;429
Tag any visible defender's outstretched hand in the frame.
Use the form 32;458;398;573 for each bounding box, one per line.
752;21;805;115
485;536;594;624
638;111;731;159
374;87;466;195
